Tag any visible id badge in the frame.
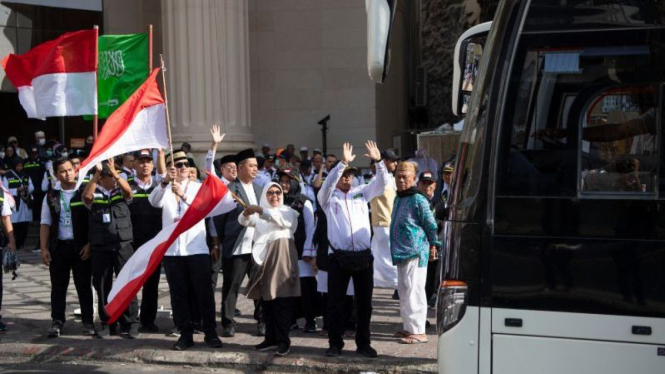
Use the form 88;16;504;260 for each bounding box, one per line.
102;213;111;223
63;211;72;227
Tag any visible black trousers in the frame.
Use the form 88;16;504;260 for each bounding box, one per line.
132;239;161;327
13;222;29;249
49;240;94;325
91;243;139;327
221;254;263;327
263;297;295;346
32;190;44;222
211;249;222;292
300;277;319;324
163;254;216;337
327;257;374;349
425;258;439;300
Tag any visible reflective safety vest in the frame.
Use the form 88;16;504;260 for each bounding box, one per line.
128;179;162;247
88;187;133;251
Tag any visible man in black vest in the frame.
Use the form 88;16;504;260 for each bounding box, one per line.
39;158;95;338
82;159;139;338
24;147;45;223
128;149;165;332
211;148;263;337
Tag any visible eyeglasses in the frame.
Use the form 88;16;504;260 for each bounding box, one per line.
266;190;282;196
175;162;189;169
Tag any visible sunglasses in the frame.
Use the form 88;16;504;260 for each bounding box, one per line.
175;162;189;169
266;190;282;196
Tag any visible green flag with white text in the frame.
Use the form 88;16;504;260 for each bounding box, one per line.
96;33;149;119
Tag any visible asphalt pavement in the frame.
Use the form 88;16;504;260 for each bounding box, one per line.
0;228;438;374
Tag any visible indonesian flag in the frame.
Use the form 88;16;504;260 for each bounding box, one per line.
105;173;237;324
75;67;168;189
1;29;97;119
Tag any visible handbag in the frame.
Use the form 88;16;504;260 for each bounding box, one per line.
332;246;373;272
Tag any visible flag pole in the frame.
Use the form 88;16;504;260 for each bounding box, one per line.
93;25;99;139
160;54;174;166
147;24;153;71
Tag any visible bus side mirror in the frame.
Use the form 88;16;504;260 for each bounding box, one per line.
452;22;491;116
366;0;398;84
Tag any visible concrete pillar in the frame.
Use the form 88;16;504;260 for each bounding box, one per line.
162;0;253;167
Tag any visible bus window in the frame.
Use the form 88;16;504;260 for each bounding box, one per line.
497;38;664;199
580;87;659;195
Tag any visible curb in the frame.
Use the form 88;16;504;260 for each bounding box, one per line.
0;343;438;374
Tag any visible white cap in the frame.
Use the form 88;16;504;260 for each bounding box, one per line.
35;131;45;137
300;146;308;151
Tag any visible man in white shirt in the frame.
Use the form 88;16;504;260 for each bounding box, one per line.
211;148;263;338
40;158;95;338
0;181;17;332
317;141;388;358
149;151;223;351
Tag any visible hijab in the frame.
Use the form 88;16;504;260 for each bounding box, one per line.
251;182;298;265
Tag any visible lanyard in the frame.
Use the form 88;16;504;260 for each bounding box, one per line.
176;180;190;216
59;191;71;213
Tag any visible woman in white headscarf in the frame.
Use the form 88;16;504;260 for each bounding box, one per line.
239;182;300;356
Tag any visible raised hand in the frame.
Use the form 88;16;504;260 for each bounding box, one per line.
364;140;381;161
342;142;356;164
210;124;225;144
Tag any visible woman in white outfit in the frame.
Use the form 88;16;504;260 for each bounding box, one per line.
239;182;300;356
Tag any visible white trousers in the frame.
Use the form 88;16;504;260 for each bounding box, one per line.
371;226;398;289
397;258;428;335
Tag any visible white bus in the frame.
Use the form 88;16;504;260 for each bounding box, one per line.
438;1;665;373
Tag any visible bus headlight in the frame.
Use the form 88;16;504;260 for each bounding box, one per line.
437;280;467;335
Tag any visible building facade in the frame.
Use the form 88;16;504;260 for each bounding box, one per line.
0;0;493;166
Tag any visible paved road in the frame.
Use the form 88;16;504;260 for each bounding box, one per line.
0;361;251;374
0;228;438;373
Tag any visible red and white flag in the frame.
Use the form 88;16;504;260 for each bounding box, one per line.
105;173;237;324
75;67;168;189
1;29;97;119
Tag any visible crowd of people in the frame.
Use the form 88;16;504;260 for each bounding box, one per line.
0;127;454;358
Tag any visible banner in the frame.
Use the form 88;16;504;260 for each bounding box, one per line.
95;33;149;119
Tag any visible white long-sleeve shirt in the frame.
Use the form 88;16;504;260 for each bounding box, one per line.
317;160;389;252
149;179;208;256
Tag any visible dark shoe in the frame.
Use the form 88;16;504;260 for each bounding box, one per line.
256;323;266;337
173;336;194;351
392;290;399;300
221;326;235;337
127;324;140;339
290;323;299;331
356;345;378;358
47;321;63;338
192;322;204;335
0;321;7;332
139;323;159;333
274;343;290;356
254;340;278;352
303;322;316;333
96;324;118;338
325;346;342;357
82;323;96;336
204;333;223;348
234;308;241;316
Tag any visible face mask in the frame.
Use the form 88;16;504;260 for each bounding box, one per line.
0;152;5;158
61;152;69;158
46;150;53;157
38;139;45;146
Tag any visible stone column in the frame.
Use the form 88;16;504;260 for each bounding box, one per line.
162;0;253;167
